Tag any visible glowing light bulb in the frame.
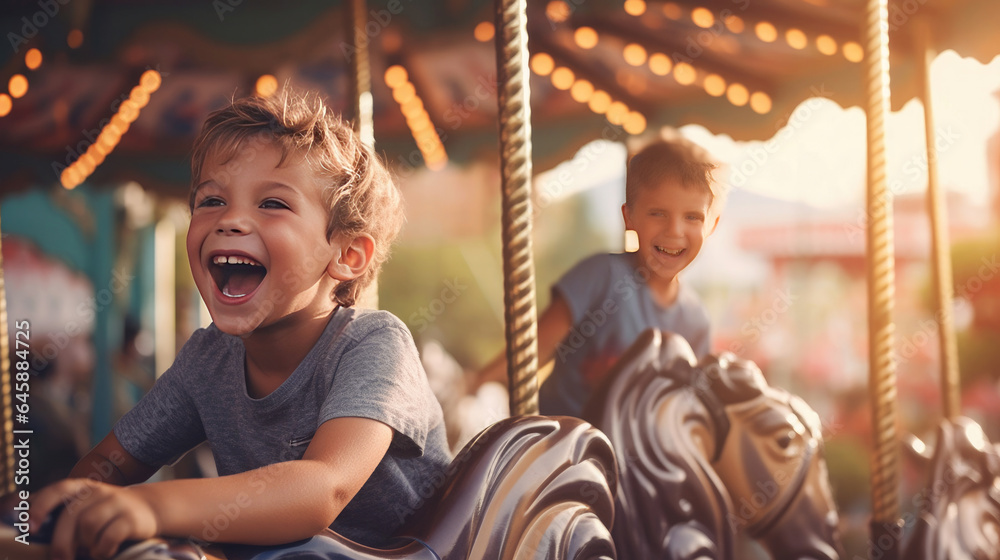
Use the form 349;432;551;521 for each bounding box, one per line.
624;0;646;16
546;1;570;22
703;74;726;97
8;75;28;99
25;48;42;70
606;101;628;125
574;27;598;49
474;21;494;42
691;7;714;28
255;75;278;97
623;44;647;66
817;35;837;55
384;65;408;88
750;91;772;114
551;67;575;90
726;83;749;106
843;42;864;63
67;29;83;49
785;29;807;50
588;90;611;113
140;70;162;92
570;80;594;103
530;53;555;76
755;22;777;43
649;53;672;76
623;111;646;134
673;62;696;85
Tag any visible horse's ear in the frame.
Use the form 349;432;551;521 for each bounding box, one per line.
700;354;766;404
655;331;698;369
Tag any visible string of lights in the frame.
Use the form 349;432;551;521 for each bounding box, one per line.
472;0;864;136
385;64;448;171
60;70;162;190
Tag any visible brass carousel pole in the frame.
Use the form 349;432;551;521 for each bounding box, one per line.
348;0;374;149
0;217;12;496
864;0;902;557
348;0;379;310
914;18;961;421
494;0;539;416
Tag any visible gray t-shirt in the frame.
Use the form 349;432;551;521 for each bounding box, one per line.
114;307;451;546
539;253;711;417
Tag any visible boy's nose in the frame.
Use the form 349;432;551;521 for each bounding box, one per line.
666;215;683;236
216;208;250;234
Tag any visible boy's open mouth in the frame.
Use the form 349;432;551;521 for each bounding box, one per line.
210;255;267;298
655;246;685;257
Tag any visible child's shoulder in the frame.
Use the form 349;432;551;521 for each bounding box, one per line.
568;252;632;276
340;307;414;342
177;323;238;358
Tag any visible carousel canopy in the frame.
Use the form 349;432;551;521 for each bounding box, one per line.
0;0;998;197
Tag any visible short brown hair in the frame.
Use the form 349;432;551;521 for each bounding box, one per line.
190;88;403;307
625;139;724;211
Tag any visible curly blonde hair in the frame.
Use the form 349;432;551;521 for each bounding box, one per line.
189;88;403;307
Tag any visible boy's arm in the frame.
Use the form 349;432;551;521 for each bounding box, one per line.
32;416;392;560
68;432;158;486
471;292;573;392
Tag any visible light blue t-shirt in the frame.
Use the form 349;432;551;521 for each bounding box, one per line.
539;253;711;417
114;307;452;546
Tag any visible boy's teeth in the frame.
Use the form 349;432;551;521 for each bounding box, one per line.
657;246;683;256
221;286;248;298
213;255;261;266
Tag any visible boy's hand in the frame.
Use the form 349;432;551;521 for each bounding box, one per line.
31;479;159;560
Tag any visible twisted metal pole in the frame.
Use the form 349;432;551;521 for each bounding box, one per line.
914;19;961;421
348;0;380;310
864;0;902;557
495;0;539;416
348;0;374;149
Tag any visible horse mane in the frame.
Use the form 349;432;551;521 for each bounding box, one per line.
583;329;734;559
904;416;1000;560
400;415;618;560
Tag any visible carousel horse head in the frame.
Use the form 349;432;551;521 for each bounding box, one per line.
903;416;1000;560
701;350;842;559
584;329;843;559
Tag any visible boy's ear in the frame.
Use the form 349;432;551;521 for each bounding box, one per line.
327;234;375;281
621;203;634;230
708;213;720;236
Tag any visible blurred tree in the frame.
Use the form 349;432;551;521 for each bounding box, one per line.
950;230;1000;387
380;191;611;371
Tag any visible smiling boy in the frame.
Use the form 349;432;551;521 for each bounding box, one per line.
32;90;451;559
475;139;724;417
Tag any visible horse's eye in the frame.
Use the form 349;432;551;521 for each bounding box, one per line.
777;431;794;449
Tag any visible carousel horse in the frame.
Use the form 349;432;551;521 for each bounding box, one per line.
6;415;618;560
902;416;1000;560
583;329;843;559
